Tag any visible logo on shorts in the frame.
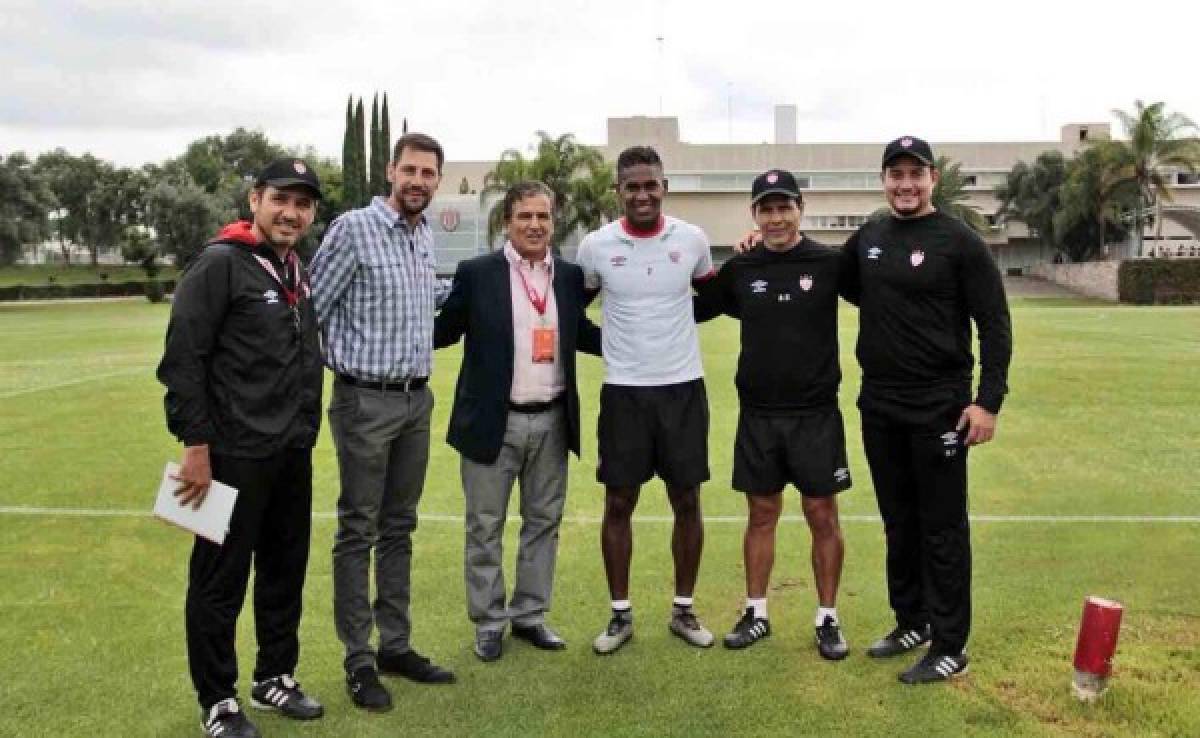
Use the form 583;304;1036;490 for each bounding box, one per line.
910;250;925;267
867;246;882;260
439;208;460;232
798;275;813;292
750;279;768;293
834;467;850;483
264;289;279;304
610;255;627;267
293;160;307;174
669;250;681;263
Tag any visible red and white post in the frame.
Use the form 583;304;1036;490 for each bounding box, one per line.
1072;596;1124;702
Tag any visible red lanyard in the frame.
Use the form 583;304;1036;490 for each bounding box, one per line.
513;260;552;316
252;251;307;307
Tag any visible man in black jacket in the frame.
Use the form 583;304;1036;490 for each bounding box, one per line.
845;137;1012;684
158;159;325;738
434;181;601;662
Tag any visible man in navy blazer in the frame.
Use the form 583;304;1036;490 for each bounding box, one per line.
434;181;601;662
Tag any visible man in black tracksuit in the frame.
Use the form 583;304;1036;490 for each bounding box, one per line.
158;159;326;737
845;137;1012;684
694;170;854;660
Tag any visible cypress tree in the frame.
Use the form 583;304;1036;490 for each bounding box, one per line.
354;98;368;206
369;94;384;196
341;96;360;212
381;93;392;183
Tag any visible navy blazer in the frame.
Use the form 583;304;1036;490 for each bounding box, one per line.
433;250;602;465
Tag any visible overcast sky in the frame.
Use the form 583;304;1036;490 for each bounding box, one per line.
3;0;1198;167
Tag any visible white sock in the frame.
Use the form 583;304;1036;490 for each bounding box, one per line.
672;595;694;609
611;599;632;613
747;598;768;620
815;606;839;627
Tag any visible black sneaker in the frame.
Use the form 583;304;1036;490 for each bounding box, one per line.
377;648;456;684
898;651;969;684
250;674;324;720
346;666;393;712
202;698;260;738
866;624;931;658
815;616;849;661
723;608;770;649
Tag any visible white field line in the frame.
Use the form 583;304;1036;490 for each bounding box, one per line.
1;506;1198;524
0;367;149;399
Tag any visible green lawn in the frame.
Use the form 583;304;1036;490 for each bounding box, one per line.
0;263;179;287
1;299;1197;737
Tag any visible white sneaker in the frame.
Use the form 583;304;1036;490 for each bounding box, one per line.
669;606;714;648
593;613;634;654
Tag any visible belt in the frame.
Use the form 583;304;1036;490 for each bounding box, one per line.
508;395;563;414
338;373;428;392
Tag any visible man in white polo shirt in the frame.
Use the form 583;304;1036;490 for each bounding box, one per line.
576;145;717;654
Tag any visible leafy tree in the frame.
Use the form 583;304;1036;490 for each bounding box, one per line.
481;132;619;251
33;151;144;265
120;225;159;278
1054;145;1135;262
995;151;1069;250
142;164;229;267
1105;100;1200;255
0;152;55;265
931;156;987;234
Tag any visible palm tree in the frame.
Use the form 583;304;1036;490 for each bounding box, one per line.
1106;100;1200;256
995;151;1068;253
1053;145;1136;262
931;156;988;234
481;132;619;253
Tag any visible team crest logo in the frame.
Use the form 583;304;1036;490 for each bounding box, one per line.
750;279;768;293
668;250;681;263
439;208;460;232
867;246;882;260
766;172;779;184
293;160;307;174
798;275;813;292
901;137;913;148
610;255;627;267
264;289;279;305
910;250;925;267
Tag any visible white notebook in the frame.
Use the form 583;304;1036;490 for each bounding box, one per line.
153;462;238;545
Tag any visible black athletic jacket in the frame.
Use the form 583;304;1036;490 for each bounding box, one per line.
842;211;1012;422
157;221;323;458
694;237;852;412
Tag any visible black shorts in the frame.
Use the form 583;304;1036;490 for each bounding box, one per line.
732;406;852;497
597;379;710;489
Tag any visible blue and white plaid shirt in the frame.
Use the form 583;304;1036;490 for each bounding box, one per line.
309;196;450;381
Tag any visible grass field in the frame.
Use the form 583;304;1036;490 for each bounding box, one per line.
0;264;180;287
1;297;1198;737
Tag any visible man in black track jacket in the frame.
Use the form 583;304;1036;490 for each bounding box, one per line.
845;136;1012;685
158;158;326;738
694;169;855;661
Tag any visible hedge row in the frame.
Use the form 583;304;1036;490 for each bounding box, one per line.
0;280;175;302
1118;259;1200;304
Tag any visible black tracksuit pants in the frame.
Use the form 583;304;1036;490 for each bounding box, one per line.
186;448;312;709
861;406;971;656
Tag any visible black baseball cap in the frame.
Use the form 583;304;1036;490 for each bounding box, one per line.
255;158;323;199
881;136;935;169
751;169;803;205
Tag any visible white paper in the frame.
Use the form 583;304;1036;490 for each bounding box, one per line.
153;462;238;545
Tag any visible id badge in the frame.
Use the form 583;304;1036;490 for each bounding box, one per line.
532;327;556;363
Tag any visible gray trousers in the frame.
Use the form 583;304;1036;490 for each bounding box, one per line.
461;405;568;634
329;379;433;673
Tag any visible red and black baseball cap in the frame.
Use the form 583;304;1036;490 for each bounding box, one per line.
751;169;803;205
255;158;323;199
881;136;935;169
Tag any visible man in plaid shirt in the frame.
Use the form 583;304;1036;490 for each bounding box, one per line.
309;133;455;713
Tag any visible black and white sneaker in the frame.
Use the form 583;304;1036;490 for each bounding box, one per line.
815;616;849;661
723;608;770;649
202;698;260;738
898;651;969;684
866;624;931;658
249;674;324;720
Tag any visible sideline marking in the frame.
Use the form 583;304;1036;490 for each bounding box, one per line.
0;368;148;399
1;507;1198;524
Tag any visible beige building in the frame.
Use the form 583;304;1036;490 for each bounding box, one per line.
436;112;1200;273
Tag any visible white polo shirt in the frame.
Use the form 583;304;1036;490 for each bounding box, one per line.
576;215;715;386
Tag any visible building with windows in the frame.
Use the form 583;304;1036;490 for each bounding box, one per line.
433;112;1200;274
